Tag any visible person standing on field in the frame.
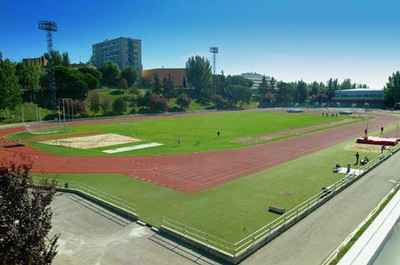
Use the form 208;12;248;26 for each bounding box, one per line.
355;152;360;165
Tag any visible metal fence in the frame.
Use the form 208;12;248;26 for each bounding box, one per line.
161;145;400;256
38;180;138;215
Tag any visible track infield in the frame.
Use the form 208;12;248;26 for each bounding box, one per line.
0;111;398;193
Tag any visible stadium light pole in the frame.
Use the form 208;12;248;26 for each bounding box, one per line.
209;47;219;75
38;20;58;109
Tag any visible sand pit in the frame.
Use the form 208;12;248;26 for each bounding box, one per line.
40;134;140;149
345;143;382;153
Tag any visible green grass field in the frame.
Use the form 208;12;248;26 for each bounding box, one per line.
34;138;381;244
11;111;354;156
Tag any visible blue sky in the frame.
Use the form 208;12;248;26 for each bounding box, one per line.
1;0;400;87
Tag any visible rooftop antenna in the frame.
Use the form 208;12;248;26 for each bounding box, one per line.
38;20;58;109
209;47;219;75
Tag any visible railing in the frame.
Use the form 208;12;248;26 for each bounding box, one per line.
36;179;137;214
161;145;400;257
163;217;235;254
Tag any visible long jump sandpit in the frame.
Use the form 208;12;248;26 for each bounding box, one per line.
0;113;397;193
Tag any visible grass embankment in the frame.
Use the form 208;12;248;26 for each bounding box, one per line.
12;111;351;156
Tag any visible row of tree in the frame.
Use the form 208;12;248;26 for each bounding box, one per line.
2;52;400;118
183;56;375;109
257;77;369;107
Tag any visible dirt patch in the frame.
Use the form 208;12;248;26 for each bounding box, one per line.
344;143;382;153
40;134;141;149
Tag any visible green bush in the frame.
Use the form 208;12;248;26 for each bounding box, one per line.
112;97;127;115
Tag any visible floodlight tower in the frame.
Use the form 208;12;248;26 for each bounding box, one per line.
209;47;219;75
38;20;58;109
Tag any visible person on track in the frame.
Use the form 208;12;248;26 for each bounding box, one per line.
355;152;360;165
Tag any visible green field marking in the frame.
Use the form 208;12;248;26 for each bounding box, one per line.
12;111;354;156
34;136;381;244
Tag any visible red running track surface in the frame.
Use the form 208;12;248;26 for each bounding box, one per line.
0;113;398;193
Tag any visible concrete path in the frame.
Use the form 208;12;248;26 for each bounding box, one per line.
51;193;219;265
242;151;400;265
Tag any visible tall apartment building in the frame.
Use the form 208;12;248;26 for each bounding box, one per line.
92;37;142;72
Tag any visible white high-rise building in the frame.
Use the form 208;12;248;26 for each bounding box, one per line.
241;72;271;89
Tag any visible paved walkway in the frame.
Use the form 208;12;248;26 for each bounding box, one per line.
242;150;400;265
52;193;219;265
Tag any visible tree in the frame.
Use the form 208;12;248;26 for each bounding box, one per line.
78;67;102;81
112;97;127;115
139;78;152;89
0;60;22;111
62;52;70;66
39;66;89;107
276;81;293;106
119;78;129;91
258;76;277;107
147;94;169;113
340;78;353;90
152;74;162;94
44;51;63;67
99;96;112;114
176;94;192;111
53;66;88;100
224;85;252;108
270;77;277;90
185;56;213;101
309;81;321;97
384;71;400;108
0;161;59;265
213;95;229;110
295;80;308;104
120;67;137;87
88;91;101;113
257;76;269;98
214;72;227;96
81;73;100;90
163;75;175;98
326;78;339;102
99;62;120;87
71;100;87;117
16;63;42;102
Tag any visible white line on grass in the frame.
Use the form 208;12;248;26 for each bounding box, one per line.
102;143;163;154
